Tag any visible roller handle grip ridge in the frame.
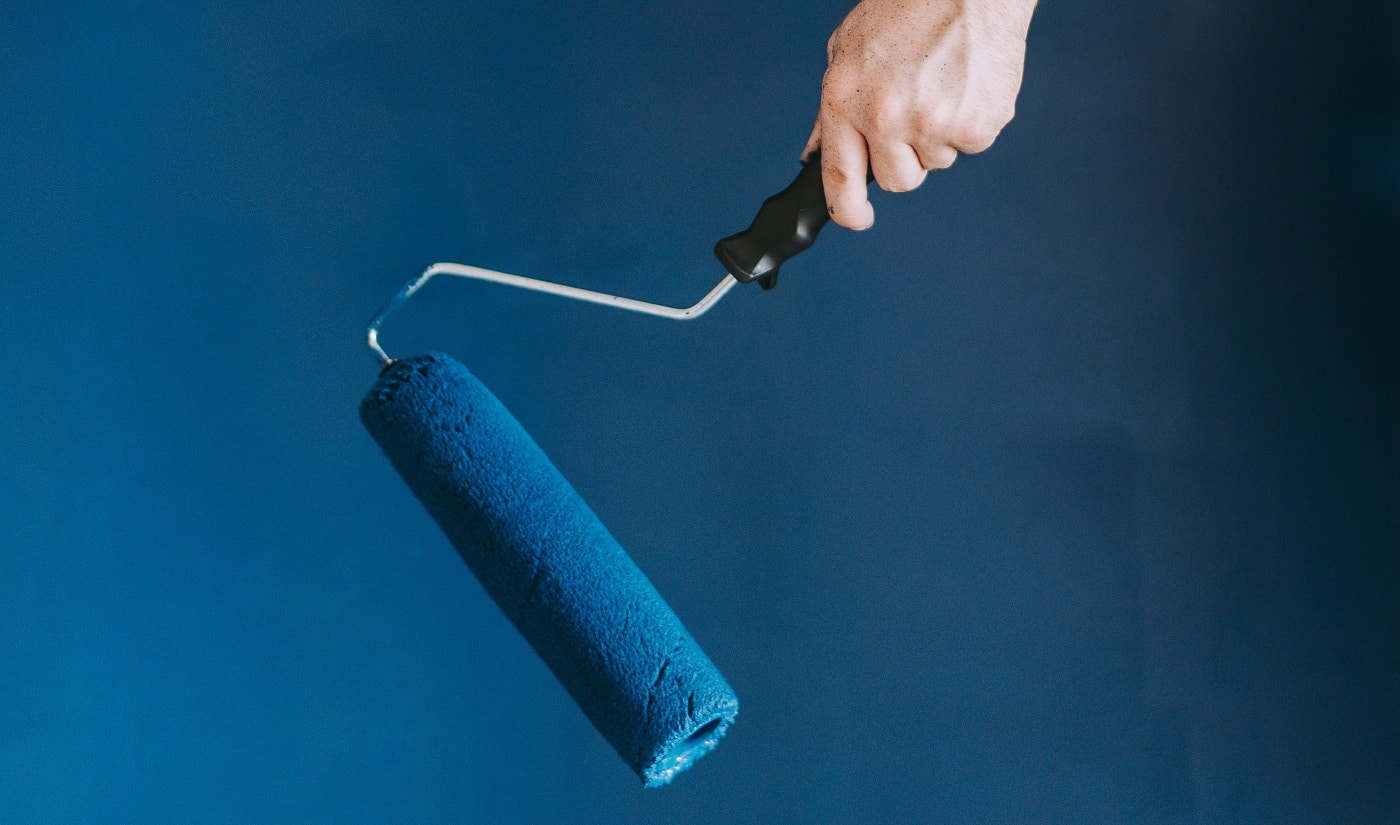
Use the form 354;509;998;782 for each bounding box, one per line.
713;150;872;290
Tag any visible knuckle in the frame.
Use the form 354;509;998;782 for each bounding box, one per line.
922;145;957;170
878;171;924;193
999;104;1017;128
876;177;905;194
953;132;992;154
821;67;859;101
914;108;949;140
868;94;905;134
823;163;853;188
951;117;1000;154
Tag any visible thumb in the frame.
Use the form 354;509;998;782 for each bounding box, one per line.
800;116;821;163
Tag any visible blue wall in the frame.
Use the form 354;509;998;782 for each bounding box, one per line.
1;1;1395;822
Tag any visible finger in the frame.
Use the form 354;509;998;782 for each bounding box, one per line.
948;117;1002;154
821;122;874;230
869;141;927;193
913;143;958;171
800;116;822;163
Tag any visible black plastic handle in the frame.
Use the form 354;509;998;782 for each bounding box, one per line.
716;152;823;291
713;151;833;291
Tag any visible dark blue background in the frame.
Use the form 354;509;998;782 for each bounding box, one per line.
2;1;1396;822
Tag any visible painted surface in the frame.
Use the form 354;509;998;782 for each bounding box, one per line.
1;1;1395;822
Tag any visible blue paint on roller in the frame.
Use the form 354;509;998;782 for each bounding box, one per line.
360;352;738;786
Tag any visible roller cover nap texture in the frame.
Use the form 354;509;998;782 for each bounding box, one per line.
360;352;738;786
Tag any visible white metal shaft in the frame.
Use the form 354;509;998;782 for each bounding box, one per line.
367;261;739;366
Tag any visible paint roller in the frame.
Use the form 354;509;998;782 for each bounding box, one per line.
361;153;842;786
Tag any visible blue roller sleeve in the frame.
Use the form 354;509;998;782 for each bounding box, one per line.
360;352;738;786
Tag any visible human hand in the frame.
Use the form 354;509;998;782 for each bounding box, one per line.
803;0;1037;229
